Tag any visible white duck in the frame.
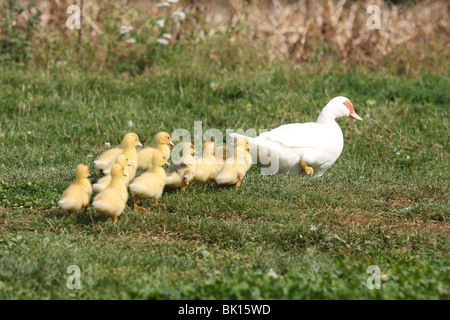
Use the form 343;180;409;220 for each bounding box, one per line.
230;96;363;177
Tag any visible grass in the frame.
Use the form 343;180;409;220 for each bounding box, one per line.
0;60;449;299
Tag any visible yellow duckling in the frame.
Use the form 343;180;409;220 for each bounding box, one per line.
94;132;142;179
58;164;92;213
215;145;228;172
166;142;196;192
193;141;219;184
137;132;174;171
92;154;131;193
130;152;169;211
92;163;128;224
215;138;252;188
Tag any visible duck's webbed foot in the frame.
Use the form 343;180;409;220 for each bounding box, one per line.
134;195;144;211
300;160;314;176
181;178;189;192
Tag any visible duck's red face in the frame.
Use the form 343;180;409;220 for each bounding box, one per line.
343;100;363;121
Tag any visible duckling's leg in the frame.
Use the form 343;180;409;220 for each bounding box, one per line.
134;195;144;211
300;160;314;176
82;203;88;213
181;178;189;192
113;215;117;224
99;169;103;177
236;173;242;188
154;198;158;205
209;178;215;184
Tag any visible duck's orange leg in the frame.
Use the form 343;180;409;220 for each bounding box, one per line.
114;215;117;224
154;198;158;205
134;195;144;211
82;203;88;213
300;160;314;176
236;173;242;188
181;178;189;192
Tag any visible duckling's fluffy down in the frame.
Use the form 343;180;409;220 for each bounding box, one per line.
130;173;166;199
58;185;91;212
215;164;248;185
92;189;127;217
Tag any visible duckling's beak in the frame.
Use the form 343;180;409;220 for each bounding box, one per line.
169;141;175;147
88;174;92;177
137;141;143;147
350;112;363;121
128;162;131;166
165;161;170;166
124;173;127;177
247;147;252;151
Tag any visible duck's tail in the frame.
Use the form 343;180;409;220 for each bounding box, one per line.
92;200;112;215
229;133;278;151
58;198;80;212
92;183;106;194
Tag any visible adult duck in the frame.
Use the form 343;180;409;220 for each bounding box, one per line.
230;96;363;177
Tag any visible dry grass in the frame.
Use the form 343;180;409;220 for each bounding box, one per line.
10;0;446;68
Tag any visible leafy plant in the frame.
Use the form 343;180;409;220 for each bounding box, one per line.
0;0;42;62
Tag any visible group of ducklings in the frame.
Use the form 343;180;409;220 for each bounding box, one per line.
58;132;252;224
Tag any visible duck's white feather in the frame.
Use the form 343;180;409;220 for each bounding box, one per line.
230;96;362;177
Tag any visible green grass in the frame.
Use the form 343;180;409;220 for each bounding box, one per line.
0;62;449;299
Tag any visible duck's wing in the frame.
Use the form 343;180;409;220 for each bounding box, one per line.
257;123;327;149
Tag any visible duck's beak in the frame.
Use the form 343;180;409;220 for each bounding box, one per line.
124;173;127;177
248;147;252;151
169;141;175;147
128;162;131;166
165;161;170;166
350;112;363;121
194;150;198;154
88;174;92;177
137;141;143;147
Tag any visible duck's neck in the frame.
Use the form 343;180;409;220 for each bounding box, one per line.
109;176;125;191
124;146;137;164
75;176;89;186
245;150;252;168
157;144;170;154
316;109;339;126
150;166;166;178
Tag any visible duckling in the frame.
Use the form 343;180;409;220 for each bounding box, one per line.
58;164;92;213
193;141;219;184
166;142;196;192
130;152;169;210
215;145;228;171
92;154;131;193
92;163;128;224
94;132;142;179
215;138;252;188
137;132;174;171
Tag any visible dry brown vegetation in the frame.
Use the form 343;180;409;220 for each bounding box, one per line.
9;0;446;67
